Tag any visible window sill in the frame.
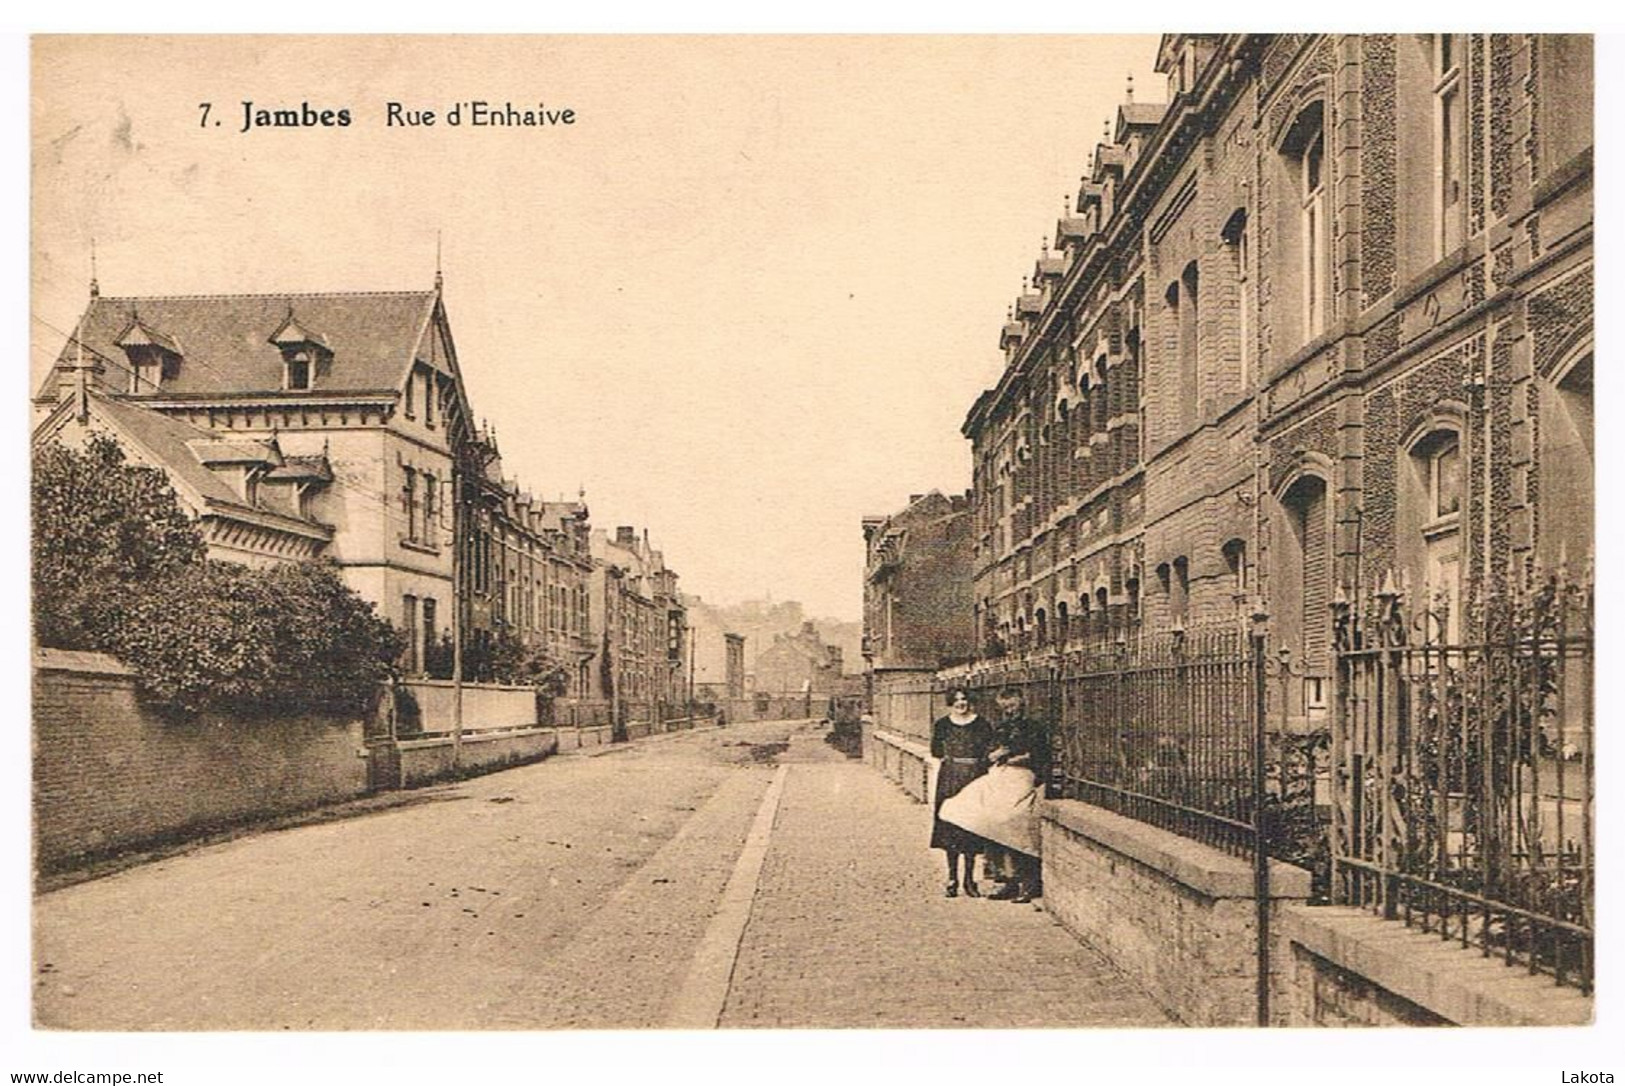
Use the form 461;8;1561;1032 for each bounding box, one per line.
400;539;441;556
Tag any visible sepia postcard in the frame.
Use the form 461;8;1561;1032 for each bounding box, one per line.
16;27;1611;1086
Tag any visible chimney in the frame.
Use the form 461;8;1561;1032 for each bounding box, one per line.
617;526;637;546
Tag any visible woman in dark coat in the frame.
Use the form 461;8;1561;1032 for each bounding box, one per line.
930;688;994;898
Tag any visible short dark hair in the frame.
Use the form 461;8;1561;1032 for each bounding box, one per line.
947;687;972;705
997;686;1024;702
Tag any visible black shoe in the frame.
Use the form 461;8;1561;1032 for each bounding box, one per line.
963;879;981;898
987;883;1020;901
944;880;959;898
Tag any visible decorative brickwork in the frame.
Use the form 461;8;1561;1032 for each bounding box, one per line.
1526;35;1542;184
1268;408;1341;495
1492;35;1517;219
1492;244;1516;289
1528;266;1594;375
1464;259;1486;307
1262;35;1313;100
1366;313;1401;364
1470;36;1487;236
1487;323;1518;607
1361;36;1398;305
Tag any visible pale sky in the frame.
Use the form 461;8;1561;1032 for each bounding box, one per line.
31;35;1161;620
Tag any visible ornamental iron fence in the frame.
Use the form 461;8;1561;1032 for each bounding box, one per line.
1330;564;1594;992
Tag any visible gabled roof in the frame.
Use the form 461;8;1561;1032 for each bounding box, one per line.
33;391;331;536
114;317;182;355
38;290;438;401
1118;102;1168;133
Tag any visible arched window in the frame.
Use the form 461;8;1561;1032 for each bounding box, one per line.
1222;209;1251;394
1399;422;1464;643
1540;351;1594;571
1056;600;1070;646
1434;34;1465;255
1181;261;1201;429
1279;473;1332;701
1281;101;1330;341
1222;538;1248;609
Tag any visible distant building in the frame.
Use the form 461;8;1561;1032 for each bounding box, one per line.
590;526;688;718
753;620;845;696
861;491;976;671
685;594;746;700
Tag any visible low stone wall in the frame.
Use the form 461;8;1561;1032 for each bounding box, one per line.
548;724;616;752
861;724;934;803
1276;904;1593;1026
33;649;370;873
1037;796;1594;1027
1039;798;1310;1026
396;727;558;788
870;669;937;744
398;680;537;732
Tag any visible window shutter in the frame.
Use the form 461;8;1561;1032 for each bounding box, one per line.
1302;485;1330;670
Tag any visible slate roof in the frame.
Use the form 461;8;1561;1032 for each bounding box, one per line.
1119;102;1168;129
40;291;438;401
90;394;277;510
62;393;331;535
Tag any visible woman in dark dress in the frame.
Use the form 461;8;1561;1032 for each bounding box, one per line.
930;688;994;898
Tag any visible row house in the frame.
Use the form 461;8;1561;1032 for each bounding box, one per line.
860;490;976;673
589;526;689;715
962;34;1592;730
754;620;846;696
454;427;595;692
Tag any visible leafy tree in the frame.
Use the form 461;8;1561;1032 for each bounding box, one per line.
33;435;403;716
33;434;207;649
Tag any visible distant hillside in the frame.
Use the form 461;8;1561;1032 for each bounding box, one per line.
684;595;863;676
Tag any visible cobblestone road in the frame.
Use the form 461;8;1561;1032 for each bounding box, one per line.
33;719;1169;1029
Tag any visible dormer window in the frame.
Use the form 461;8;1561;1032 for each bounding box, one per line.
286;350;313;391
269;311;331;393
115;317;182;394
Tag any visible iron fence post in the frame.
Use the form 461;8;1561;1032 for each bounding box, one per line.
1251;611;1272;1027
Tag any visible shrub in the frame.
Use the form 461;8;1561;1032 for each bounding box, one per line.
33;435;403;716
33;434;207;649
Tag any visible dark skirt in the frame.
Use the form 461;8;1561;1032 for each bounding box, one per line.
930;758;985;852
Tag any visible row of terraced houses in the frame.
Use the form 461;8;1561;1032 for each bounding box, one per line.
863;34;1594;1027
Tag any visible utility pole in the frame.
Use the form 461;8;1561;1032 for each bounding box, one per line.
450;469;464;769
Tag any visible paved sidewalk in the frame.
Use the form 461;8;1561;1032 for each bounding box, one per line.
719;733;1173;1027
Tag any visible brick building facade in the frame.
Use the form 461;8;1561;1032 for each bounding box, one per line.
589;526;689;716
861;491;976;672
961;34;1592;726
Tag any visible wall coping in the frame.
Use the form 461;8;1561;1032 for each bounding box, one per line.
33;648;134;676
871;727;932;761
1279;904;1594;1027
398;679;537;694
396;725;553;751
1040;798;1312;900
